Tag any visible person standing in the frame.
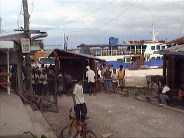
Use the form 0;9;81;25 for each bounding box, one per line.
103;68;111;94
35;70;43;96
86;66;96;96
117;65;125;91
41;70;47;96
57;73;64;96
64;73;73;95
72;77;87;123
31;68;36;95
111;69;118;93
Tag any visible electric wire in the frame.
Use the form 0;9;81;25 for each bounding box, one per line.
17;1;23;30
60;0;116;27
64;0;138;34
90;0;138;33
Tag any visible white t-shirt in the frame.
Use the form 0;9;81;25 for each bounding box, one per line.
73;84;85;104
35;74;47;84
35;74;42;84
162;85;170;94
41;73;47;84
86;69;95;83
111;73;118;82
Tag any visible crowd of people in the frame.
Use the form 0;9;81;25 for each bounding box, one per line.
97;64;125;94
31;64;55;96
30;63;126;96
31;64;73;96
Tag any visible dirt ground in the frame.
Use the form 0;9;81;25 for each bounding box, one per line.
42;69;184;137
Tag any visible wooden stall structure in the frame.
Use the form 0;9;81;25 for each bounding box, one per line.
0;41;14;95
41;49;103;111
162;45;184;89
47;49;103;85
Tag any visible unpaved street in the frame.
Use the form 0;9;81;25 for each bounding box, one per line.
43;93;184;137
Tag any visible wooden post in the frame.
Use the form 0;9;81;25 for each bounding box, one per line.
163;55;166;83
6;50;10;95
17;51;23;94
54;52;59;106
22;0;32;93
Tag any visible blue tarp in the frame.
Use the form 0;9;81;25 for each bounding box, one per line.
97;60;163;69
144;59;163;67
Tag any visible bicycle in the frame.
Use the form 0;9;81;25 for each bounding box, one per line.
59;108;97;138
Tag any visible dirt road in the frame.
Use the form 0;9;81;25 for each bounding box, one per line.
42;93;184;137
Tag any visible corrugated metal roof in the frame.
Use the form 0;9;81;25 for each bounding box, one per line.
162;44;184;56
46;49;104;61
167;36;184;45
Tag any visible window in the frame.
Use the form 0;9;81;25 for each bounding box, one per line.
156;57;161;60
126;58;131;63
156;45;160;50
151;46;155;50
151;57;155;60
162;46;165;49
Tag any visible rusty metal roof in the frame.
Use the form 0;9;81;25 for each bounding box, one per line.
161;44;184;56
167;36;184;45
46;49;104;62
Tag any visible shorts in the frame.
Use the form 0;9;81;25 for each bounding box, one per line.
66;83;72;91
88;82;95;89
104;80;111;89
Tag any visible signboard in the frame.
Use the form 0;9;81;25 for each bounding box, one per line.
30;40;43;51
20;38;30;53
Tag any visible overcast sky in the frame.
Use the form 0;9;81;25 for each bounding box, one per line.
1;0;184;49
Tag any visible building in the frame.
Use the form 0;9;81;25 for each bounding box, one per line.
162;45;184;89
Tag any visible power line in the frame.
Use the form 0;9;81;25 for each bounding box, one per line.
90;0;138;33
79;0;116;19
60;0;116;27
17;1;23;29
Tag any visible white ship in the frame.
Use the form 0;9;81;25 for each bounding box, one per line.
78;25;167;69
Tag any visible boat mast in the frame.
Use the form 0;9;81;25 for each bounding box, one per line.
152;24;158;42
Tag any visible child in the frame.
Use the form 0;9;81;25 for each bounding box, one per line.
72;77;87;122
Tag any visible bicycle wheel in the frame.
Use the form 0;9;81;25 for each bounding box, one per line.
59;125;78;138
85;130;97;138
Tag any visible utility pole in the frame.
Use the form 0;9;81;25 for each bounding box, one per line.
22;0;32;93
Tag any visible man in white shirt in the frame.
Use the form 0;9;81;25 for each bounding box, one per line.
158;84;170;105
72;77;87;123
86;66;96;96
35;70;43;96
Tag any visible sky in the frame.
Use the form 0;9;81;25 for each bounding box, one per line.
0;0;184;49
